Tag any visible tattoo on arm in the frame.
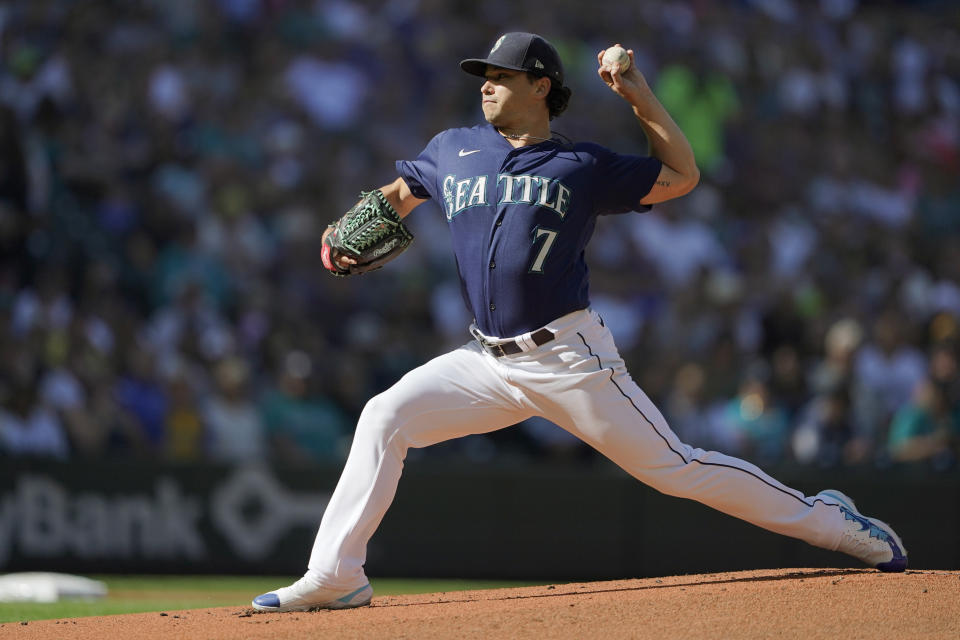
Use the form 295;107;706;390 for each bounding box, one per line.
656;179;671;187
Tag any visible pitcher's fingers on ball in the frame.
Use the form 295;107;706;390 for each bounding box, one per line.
601;45;630;74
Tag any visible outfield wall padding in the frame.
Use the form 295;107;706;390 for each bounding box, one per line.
0;460;953;578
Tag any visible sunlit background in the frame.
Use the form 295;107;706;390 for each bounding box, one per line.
1;0;958;581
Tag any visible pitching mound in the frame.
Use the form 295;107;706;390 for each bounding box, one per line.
5;568;958;639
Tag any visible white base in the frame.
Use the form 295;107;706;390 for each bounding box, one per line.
0;572;108;603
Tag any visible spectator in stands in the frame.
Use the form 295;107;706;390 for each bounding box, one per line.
0;376;69;459
853;311;928;453
654;58;739;175
203;356;266;463
803;318;860;460
0;106;28;211
887;345;960;466
164;367;205;461
113;343;168;451
718;364;790;465
260;350;349;465
887;378;958;468
664;362;714;448
792;388;854;468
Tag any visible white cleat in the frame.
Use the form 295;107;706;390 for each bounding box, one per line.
818;489;908;572
252;576;373;612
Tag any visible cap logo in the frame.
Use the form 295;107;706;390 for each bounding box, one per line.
534;59;544;69
490;35;506;55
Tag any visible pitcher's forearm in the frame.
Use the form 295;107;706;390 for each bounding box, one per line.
631;90;698;183
378;177;426;218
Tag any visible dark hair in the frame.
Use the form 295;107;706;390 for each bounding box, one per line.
546;83;572;119
526;73;572;119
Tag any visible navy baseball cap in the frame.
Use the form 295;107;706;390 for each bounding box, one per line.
460;32;564;86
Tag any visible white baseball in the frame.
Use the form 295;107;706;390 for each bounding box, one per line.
602;46;630;74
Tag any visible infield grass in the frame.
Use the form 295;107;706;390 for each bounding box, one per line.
0;575;547;623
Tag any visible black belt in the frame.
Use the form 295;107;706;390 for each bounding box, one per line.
473;327;556;358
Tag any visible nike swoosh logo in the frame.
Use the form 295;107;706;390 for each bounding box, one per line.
459;149;481;157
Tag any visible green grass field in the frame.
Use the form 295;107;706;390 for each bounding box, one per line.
0;576;545;623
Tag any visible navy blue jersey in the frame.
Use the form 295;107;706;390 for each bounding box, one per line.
397;124;662;337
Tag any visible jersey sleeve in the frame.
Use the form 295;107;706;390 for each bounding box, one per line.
395;131;445;200
589;144;663;215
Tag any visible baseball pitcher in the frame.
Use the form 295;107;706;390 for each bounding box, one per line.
253;32;906;612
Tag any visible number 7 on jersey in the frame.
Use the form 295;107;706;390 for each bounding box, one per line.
529;226;558;274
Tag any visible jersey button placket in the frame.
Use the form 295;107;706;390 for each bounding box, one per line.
489;152;512;332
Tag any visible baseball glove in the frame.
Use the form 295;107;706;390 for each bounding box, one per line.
321;189;414;276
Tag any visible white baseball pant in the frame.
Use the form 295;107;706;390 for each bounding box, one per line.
306;308;847;589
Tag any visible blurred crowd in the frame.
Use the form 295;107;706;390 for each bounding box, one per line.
0;0;958;472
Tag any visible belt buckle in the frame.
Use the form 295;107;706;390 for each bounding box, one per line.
471;326;505;358
481;340;506;358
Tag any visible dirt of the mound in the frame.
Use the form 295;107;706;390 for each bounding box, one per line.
2;568;958;640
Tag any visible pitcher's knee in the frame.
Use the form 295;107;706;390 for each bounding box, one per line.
355;391;409;446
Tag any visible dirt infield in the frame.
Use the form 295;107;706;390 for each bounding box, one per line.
3;568;958;640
